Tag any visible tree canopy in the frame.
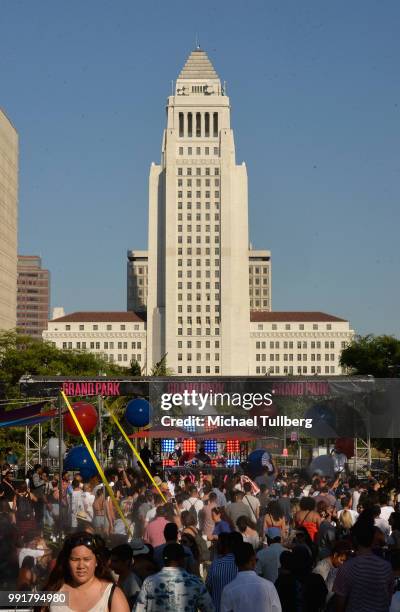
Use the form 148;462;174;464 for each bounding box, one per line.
0;330;126;395
340;334;400;377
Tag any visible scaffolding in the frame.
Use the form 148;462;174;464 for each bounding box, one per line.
25;423;43;472
352;436;372;475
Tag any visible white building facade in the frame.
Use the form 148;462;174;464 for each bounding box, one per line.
43;312;147;368
43;309;353;376
250;312;353;376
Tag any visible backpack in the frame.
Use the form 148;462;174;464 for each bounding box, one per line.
185;526;210;563
16;495;34;520
186;499;199;524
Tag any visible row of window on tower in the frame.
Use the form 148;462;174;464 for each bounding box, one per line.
177;258;220;267
178;339;220;348
178;327;220;336
178;202;219;211
177;234;220;245
177;178;220;187
177;225;220;233
178;112;218;137
177;316;220;324
177;304;220;313
177;191;220;199
178;353;220;361
177;212;220;221
177;167;219;176
177;248;220;256
178;146;220;156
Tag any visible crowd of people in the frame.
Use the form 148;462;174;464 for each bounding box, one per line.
1;455;400;611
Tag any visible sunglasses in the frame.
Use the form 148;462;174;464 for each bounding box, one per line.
67;535;99;551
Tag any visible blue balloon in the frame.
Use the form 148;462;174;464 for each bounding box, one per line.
125;398;151;427
63;445;98;480
248;449;273;475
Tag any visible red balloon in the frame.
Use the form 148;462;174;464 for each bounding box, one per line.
64;402;98;436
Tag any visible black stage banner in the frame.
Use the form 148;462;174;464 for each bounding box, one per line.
17;376;400;438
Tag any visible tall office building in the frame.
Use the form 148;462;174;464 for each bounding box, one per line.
17;255;50;338
0;109;18;331
146;48;253;375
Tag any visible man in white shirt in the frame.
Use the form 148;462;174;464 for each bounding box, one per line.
70;478;84;529
351;481;361;512
81;483;95;520
374;505;391;541
182;485;204;528
221;542;281;612
379;492;394;523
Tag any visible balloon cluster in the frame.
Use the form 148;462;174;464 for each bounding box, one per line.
62;402;99;480
62;398;151;481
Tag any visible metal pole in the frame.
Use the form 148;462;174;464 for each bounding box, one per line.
25;426;28;476
58;393;64;540
98;395;104;466
283;425;287;471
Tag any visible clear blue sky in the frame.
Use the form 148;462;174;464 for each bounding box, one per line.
1;1;399;337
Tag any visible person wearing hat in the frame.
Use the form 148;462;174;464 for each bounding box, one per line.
135;543;214;611
75;510;95;534
128;539;157;589
256;527;288;584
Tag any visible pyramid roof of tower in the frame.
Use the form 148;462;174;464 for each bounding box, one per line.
178;48;219;80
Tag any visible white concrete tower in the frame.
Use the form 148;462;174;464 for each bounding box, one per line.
147;48;250;375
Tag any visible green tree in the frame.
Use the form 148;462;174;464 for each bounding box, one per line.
150;353;174;376
0;331;129;458
340;334;400;483
129;359;142;376
340;334;400;377
0;330;126;396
